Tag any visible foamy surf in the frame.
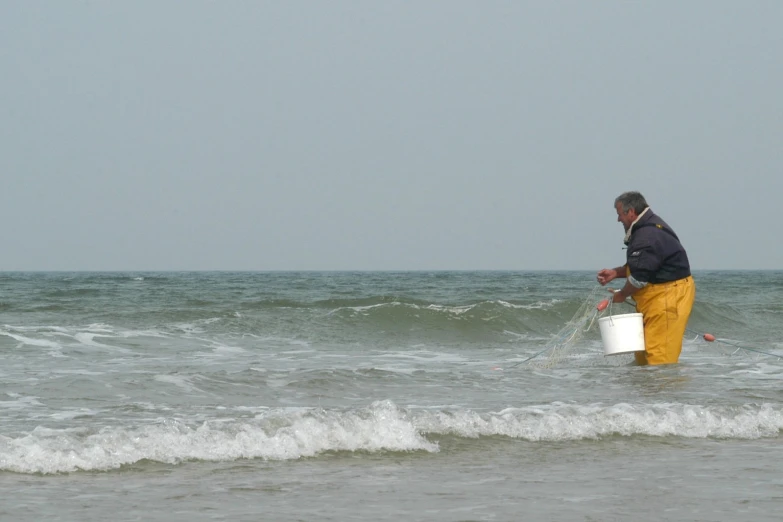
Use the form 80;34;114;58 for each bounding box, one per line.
0;401;437;474
3;401;782;474
416;402;783;440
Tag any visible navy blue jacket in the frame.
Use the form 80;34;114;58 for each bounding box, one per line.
625;209;691;284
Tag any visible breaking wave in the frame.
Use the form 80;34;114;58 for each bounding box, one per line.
3;400;781;474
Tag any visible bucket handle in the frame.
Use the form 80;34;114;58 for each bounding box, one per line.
605;291;638;325
606;292;617;325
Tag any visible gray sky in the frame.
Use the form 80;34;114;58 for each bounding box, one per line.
2;1;782;271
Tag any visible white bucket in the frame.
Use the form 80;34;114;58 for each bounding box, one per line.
598;313;645;356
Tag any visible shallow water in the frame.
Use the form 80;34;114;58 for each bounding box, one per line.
2;271;782;520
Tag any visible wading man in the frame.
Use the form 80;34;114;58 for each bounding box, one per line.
596;191;696;365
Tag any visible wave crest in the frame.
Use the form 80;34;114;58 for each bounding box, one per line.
3;401;781;474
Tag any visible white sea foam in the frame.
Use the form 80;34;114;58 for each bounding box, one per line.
327;303;390;315
0;330;62;349
2;325;70;333
512;299;563;310
496;300;525;309
425;304;475;315
415;402;783;440
3;401;782;474
49;408;99;421
117;329;169;339
171;323;204;334
73;333;124;350
85;324;115;333
327;299;563;318
0;394;44;412
212;344;246;354
153;374;211;395
0;401;436;474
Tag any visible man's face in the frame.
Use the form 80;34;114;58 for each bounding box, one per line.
615;202;637;231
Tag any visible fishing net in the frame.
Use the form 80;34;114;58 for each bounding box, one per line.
519;286;634;369
684;329;782;362
507;286;781;370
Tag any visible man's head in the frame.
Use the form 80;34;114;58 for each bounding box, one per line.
614;191;648;231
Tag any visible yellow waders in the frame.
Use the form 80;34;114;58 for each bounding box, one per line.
632;275;696;365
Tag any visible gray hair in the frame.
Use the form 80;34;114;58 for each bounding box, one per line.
615;191;648;214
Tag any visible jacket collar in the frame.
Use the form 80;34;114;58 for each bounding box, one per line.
624;207;650;245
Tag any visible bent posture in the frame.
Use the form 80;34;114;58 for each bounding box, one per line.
597;192;695;365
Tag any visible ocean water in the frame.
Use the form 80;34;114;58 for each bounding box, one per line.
1;270;783;521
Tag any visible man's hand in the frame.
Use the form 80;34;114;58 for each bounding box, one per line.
596;269;616;286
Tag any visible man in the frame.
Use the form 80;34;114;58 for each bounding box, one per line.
596;191;696;365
